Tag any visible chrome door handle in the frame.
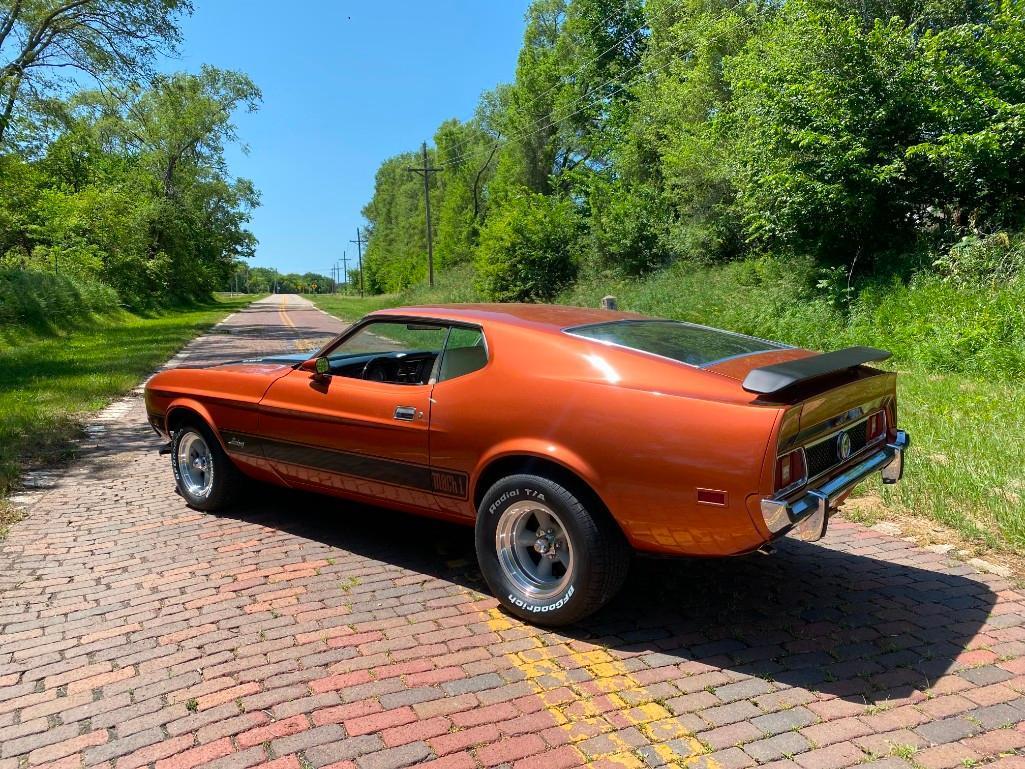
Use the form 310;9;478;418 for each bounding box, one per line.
394;406;417;421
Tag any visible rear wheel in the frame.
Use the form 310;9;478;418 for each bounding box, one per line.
475;473;630;626
171;422;242;512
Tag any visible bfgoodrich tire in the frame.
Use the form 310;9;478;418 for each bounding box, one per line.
476;473;630;626
170;421;243;512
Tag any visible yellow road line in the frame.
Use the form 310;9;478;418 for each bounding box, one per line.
278;297;314;353
485;608;715;768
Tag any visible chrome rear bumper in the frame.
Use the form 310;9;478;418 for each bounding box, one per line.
761;430;909;537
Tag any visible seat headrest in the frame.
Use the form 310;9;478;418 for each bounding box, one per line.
440;346;487;381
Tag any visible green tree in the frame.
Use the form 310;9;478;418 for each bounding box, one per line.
361;151;431;292
355;0;1025;295
434;119;498;268
0;67;260;306
908;0;1025;231
0;0;192;145
724;3;927;264
71;66;261;301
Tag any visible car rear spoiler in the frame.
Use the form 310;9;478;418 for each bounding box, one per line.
742;346;892;394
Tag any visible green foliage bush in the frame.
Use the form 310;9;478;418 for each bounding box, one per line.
475;192;582;302
402;263;484;305
588;180;672;276
933;233;1025;287
724;6;926;263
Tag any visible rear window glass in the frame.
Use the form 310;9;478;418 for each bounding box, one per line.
566;320;787;366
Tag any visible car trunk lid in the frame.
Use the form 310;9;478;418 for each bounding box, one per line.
705;347;898;450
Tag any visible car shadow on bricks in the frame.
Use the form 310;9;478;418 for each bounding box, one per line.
221;489;998;706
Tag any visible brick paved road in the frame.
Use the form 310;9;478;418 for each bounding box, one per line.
2;294;1024;769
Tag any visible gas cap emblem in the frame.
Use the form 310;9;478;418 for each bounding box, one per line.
836;430;852;461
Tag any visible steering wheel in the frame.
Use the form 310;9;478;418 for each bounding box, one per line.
361;356;388;382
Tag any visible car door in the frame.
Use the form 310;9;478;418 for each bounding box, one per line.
254;319;447;510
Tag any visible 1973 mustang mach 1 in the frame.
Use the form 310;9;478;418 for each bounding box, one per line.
145;304;909;625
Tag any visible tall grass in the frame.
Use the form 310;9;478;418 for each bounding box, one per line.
872;369;1025;550
0;268;122;341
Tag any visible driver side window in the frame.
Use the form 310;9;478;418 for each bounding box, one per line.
325;321;448;384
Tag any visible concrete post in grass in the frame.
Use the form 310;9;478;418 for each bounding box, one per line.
601;295;618;311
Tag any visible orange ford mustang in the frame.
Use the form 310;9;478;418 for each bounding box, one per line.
145;304;909;625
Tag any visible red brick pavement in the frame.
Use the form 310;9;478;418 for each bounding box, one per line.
2;294;1024;769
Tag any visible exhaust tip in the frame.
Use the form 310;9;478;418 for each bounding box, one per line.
757;544;777;556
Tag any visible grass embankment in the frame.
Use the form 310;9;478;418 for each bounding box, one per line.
0;268;121;345
309;261;1025;554
0;284;258;533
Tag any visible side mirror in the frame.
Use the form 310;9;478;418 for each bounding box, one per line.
301;357;331;376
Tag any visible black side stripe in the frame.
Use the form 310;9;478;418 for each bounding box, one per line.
220;430;469;500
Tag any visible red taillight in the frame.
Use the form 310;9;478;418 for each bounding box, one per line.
866;411;886;442
775;450;806;491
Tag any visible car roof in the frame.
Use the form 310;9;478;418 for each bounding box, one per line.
369;303;646;333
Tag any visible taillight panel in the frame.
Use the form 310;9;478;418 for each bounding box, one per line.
773;408;887;495
774;448;807;493
865;410;886;442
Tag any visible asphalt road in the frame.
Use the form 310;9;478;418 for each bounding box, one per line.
1;294;1023;769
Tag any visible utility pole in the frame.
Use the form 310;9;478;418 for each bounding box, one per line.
350;228;368;298
407;141;442;287
340;251;349;291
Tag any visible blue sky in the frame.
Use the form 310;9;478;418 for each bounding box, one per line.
165;1;532;277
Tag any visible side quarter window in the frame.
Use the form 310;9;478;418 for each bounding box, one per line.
437;326;488;382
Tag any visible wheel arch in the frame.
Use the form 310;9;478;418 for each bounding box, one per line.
471;450;627;544
165;399;226;451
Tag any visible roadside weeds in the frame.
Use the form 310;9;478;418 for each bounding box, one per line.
0;499;23;540
842;493;1025;585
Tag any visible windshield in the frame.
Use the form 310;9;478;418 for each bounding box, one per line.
566;320;788;367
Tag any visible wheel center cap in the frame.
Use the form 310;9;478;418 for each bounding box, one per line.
533;537;550;555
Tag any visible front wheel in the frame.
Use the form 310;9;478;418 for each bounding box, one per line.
171;422;242;512
475;474;630;626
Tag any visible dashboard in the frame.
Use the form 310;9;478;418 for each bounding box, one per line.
326;351;438;385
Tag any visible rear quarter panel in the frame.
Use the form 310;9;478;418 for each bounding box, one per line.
429;324;782;556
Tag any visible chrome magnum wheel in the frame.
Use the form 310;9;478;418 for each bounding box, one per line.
175;430;213;500
169;421;243;512
476;473;630;626
495;500;575;601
